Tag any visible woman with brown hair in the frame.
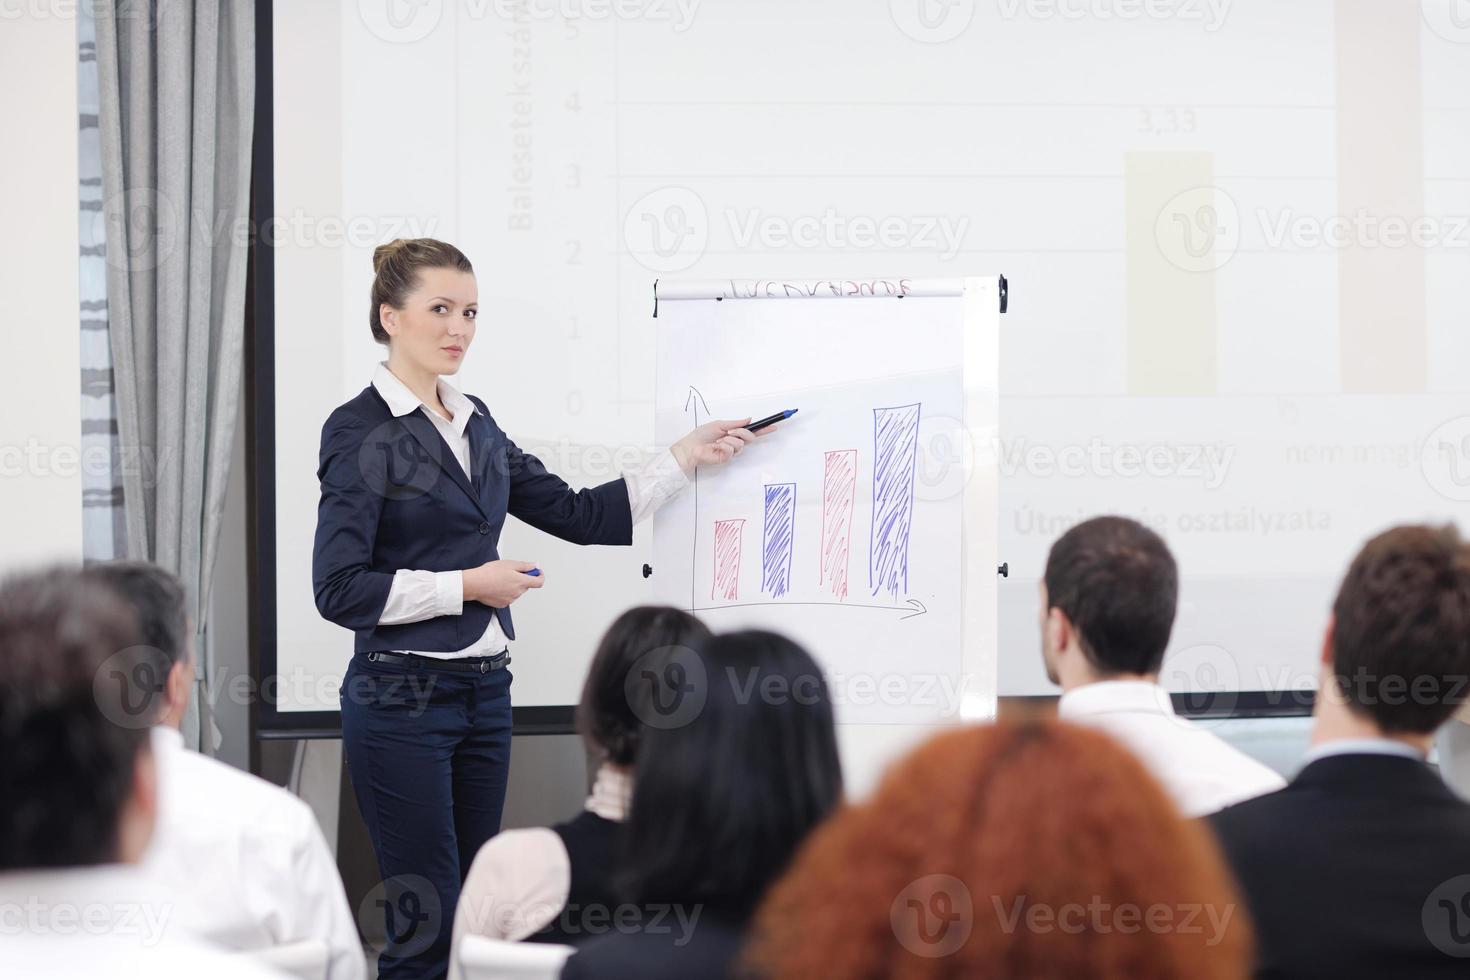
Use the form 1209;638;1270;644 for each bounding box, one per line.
313;239;775;979
745;721;1252;980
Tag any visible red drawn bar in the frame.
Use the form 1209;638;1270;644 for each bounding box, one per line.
820;450;857;600
712;519;746;601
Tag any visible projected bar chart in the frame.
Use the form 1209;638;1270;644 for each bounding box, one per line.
1125;151;1219;396
1336;0;1425;393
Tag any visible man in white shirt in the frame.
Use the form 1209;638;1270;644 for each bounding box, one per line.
84;561;366;980
1039;516;1284;817
0;567;283;979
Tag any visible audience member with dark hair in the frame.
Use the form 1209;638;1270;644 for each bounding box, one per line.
451;606;711;962
0;567;279;978
83;561;365;980
1042;515;1283;815
1211;523;1470;978
560;630;844;980
746;721;1252;980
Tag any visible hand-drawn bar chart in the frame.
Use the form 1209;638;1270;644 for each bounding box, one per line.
705;404;923;606
652;287;977;730
712;519;745;601
761;483;796;598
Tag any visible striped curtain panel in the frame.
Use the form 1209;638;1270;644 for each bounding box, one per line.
78;5;126;561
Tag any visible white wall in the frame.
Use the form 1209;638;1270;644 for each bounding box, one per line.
0;12;82;569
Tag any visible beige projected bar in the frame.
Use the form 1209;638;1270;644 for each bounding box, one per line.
1125;152;1218;395
1336;0;1426;393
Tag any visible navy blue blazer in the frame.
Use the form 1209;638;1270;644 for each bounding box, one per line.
312;385;632;653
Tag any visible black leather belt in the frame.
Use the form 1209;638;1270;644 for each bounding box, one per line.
364;649;511;674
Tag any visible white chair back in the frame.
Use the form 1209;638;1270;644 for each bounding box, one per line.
458;935;576;980
230;938;331;980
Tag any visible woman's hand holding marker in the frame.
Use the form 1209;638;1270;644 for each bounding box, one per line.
670;409;795;477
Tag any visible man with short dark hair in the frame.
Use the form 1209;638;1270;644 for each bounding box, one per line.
1041;516;1283;816
83;561;365;980
0;567;279;978
1211;524;1470;977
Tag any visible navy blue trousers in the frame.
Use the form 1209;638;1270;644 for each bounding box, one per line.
341;652;513;980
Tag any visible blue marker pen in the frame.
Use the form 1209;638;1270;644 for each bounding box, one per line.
748;408;797;432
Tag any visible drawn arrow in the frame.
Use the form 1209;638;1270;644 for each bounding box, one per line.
691;598;930;620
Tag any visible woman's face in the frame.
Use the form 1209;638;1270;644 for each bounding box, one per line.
380;266;478;376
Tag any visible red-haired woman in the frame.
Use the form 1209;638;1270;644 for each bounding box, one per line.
746;720;1252;980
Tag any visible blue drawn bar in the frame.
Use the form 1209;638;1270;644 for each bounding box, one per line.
869;403;921;599
761;483;796;598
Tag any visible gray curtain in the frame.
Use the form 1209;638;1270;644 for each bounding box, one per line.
95;2;255;751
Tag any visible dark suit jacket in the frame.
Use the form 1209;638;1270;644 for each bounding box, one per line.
559;915;747;980
312;385;632;652
1210;753;1470;979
